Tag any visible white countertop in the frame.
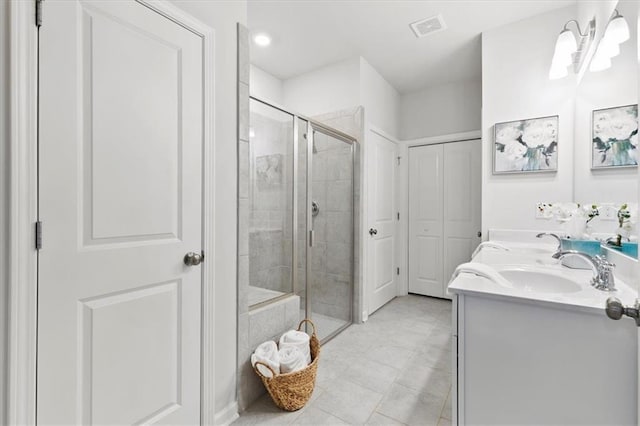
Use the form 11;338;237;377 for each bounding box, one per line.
448;240;638;315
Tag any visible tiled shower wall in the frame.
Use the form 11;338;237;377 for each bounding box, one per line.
237;24;300;412
248;113;293;294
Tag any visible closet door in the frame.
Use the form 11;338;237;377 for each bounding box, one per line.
408;144;444;297
443;140;482;297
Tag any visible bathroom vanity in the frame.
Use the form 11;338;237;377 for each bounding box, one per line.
449;233;638;425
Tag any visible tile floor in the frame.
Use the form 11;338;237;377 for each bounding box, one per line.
234;294;453;425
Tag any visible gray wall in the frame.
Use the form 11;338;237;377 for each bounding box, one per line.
1;1;9;422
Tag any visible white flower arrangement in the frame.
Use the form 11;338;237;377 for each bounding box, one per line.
536;202;636;240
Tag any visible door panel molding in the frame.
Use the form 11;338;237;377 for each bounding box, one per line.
7;1;215;424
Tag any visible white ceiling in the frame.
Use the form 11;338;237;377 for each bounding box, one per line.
248;0;576;94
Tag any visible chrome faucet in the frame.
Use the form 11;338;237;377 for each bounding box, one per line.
605;234;630;248
552;250;616;292
536;232;562;254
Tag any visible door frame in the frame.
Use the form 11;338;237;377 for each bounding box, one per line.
399;130;481;297
7;1;216;424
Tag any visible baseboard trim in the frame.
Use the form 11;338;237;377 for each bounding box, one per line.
214;401;239;426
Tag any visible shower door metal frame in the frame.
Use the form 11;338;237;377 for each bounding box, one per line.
306;122;357;343
248;96;358;343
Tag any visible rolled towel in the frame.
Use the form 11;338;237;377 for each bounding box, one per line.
279;330;311;364
251;341;280;378
278;346;307;374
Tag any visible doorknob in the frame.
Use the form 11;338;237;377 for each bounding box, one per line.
369;228;378;236
605;297;640;326
477;231;482;238
184;252;203;266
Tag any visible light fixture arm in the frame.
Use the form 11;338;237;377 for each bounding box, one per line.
611;9;622;21
563;19;589;37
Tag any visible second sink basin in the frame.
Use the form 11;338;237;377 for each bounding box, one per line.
498;268;582;294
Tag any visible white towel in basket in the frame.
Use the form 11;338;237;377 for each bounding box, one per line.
279;330;311;364
278;346;308;374
251;341;280;377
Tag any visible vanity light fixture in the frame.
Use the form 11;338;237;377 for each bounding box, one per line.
253;32;272;47
606;9;630;44
549;18;596;80
590;10;629;72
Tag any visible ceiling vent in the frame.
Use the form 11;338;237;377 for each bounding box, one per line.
410;14;447;38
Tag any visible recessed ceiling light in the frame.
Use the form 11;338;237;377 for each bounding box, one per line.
253;33;272;47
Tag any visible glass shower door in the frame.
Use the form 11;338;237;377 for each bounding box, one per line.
306;126;354;342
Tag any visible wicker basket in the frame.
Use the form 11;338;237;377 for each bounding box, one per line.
253;319;320;411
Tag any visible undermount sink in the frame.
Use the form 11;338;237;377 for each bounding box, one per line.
498;269;582;294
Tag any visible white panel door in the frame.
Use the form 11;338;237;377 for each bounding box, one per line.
408;144;444;297
443;140;482;297
368;131;398;314
38;1;204;424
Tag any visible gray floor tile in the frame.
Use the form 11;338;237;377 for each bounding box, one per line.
441;387;452;420
416;344;451;372
236;295;453;426
375;383;445;426
366;412;406;425
313;377;384;424
294;406;350;425
341;356;400;393
365;344;415;370
437;417;452;426
395;355;451;396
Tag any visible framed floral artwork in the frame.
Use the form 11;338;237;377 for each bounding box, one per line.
592;104;638;169
493;115;559;174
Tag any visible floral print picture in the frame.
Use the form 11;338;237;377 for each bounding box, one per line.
494;115;558;174
592;104;638;169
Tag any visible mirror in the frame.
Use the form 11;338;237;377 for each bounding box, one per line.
571;0;638;242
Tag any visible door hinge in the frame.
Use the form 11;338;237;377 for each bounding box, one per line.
35;0;43;27
35;221;43;250
397;156;401;165
309;230;314;247
397;212;400;221
397;267;400;275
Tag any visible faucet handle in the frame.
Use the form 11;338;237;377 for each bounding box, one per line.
594;255;615;269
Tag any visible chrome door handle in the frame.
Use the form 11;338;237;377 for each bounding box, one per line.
369;228;378;236
184;252;203;266
605;297;640;326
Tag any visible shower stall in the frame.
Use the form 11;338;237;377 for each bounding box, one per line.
247;97;356;342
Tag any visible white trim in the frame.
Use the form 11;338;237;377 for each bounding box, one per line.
213;401;239;426
8;1;217;424
403;129;481;147
8;1;38;424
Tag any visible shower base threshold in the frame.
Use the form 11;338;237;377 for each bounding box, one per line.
299;309;350;342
